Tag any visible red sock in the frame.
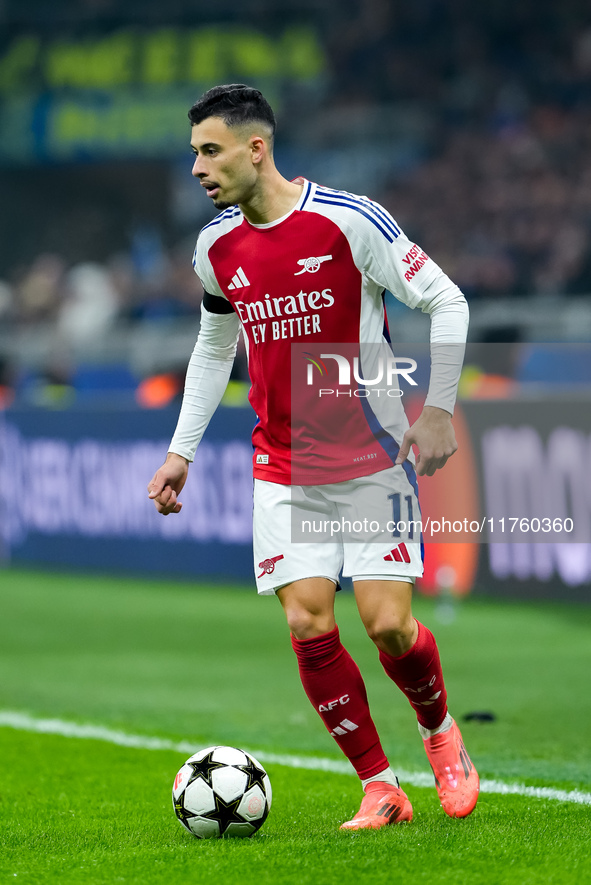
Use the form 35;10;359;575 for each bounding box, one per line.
378;620;448;730
291;626;389;779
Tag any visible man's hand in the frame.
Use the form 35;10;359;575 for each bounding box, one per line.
148;452;190;515
395;406;458;477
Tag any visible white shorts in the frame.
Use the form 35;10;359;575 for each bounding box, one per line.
253;465;424;595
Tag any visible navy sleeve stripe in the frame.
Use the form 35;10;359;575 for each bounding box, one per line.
314;187;401;238
201;206;242;233
315;186;402;236
299;179;313;210
312;196;395;243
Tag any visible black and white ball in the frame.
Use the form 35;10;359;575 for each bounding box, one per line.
172;746;272;839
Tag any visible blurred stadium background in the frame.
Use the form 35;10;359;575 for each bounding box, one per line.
0;0;590;600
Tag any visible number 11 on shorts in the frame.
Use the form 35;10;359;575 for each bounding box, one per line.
388;493;414;539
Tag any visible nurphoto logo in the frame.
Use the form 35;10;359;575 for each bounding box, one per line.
303;350;418;398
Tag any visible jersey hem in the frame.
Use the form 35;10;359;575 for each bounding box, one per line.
252;453;394;486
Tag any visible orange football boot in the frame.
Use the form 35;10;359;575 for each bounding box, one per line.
340;781;413;831
423;719;479;818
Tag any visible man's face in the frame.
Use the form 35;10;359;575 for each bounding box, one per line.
190;117;259;210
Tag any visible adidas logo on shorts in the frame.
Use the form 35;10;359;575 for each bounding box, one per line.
384;542;411;563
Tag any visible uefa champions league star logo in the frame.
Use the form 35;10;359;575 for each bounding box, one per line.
294;255;333;275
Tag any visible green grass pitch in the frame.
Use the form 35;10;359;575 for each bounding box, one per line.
0;568;590;884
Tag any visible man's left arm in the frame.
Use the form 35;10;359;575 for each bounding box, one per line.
395;280;469;476
346;204;469;476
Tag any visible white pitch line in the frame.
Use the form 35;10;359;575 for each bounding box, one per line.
1;710;590;807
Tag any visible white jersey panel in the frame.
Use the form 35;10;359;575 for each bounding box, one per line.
193;207;244;299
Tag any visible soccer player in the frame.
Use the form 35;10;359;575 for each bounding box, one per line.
148;84;479;830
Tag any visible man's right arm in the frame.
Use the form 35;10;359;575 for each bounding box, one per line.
148;293;240;515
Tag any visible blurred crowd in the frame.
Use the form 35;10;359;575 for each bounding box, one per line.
0;235;206;408
0;234;202;337
385;106;591;299
330;0;591;299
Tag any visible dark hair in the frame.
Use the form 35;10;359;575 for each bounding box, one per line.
188;84;276;139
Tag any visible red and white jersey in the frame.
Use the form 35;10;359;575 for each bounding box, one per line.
193;179;460;485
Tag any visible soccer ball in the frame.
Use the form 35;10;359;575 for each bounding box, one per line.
172;745;272;839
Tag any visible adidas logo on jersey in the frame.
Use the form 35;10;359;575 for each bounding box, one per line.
384;542;411;563
228;267;250;289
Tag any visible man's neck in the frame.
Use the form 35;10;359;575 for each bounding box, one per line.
239;170;303;225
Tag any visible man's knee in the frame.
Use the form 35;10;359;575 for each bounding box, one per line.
276;578;336;640
281;600;334;639
354;580;416;656
364;612;417;655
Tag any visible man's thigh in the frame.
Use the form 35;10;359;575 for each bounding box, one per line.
276;577;338;638
253;479;343;595
335;466;424;581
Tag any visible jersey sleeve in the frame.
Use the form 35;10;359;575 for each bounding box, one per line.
343;197;469;413
192;235;228;301
168;303;240;461
348;200;451;311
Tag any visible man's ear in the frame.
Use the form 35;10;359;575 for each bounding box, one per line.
250;135;267;165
